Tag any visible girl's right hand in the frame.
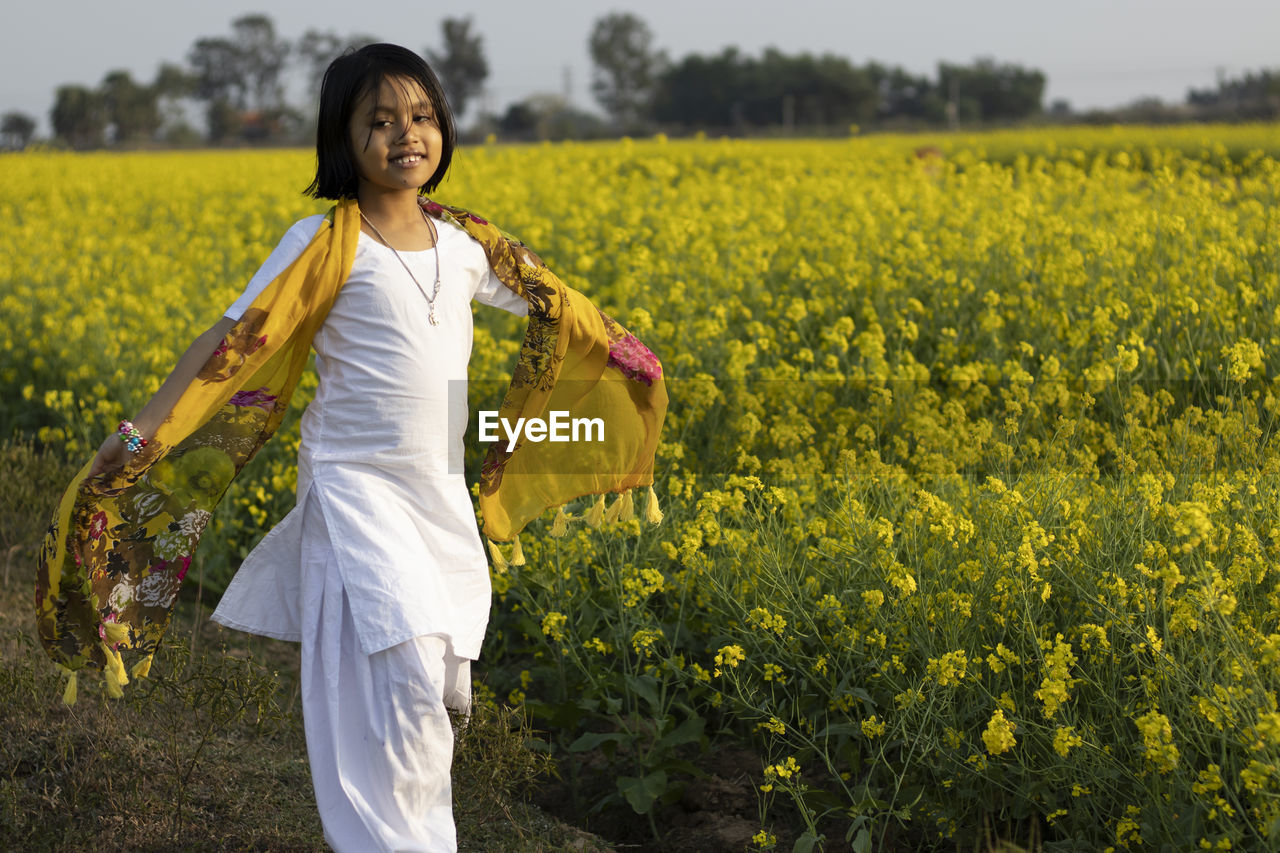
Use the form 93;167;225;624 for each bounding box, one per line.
89;434;127;479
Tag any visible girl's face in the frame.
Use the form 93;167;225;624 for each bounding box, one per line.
347;75;444;199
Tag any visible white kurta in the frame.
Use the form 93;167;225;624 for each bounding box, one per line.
210;212;528;661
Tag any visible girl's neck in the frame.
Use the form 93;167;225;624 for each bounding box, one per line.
356;184;425;226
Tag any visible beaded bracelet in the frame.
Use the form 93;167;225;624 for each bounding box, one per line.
116;420;148;454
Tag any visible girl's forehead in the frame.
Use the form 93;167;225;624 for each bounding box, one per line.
359;75;431;112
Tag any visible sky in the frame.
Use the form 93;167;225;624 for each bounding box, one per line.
3;0;1277;134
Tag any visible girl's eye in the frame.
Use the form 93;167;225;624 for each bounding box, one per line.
416;114;435;123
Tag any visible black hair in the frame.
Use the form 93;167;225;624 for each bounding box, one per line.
305;43;456;199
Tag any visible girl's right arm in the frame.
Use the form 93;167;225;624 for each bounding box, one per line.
89;316;239;478
90;215;324;478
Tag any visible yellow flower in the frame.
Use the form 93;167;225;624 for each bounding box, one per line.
764;756;801;780
982;709;1017;755
540;611;568;643
1115;806;1143;846
713;644;745;676
985;643;1020;673
1240;759;1275;793
1222;338;1264;382
757;716;786;735
1053;726;1083;757
1036;634;1078;719
1134;709;1179;773
630;628;663;656
926;649;969;686
748;606;787;635
1193;764;1223;796
621;566;666;607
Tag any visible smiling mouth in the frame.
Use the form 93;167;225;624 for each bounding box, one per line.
391;154;425;166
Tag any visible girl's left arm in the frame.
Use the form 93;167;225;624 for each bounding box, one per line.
473;267;530;317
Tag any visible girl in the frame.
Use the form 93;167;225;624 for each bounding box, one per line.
54;43;666;852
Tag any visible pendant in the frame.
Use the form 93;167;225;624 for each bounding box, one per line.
429;310;439;326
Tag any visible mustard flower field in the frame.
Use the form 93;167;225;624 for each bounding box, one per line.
3;126;1280;850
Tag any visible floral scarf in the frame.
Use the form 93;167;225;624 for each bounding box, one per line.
35;196;666;702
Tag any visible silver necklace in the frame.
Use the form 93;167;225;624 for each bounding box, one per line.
360;206;442;325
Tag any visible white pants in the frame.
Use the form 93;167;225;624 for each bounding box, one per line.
300;491;471;853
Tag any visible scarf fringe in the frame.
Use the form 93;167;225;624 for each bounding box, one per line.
131;653;154;680
572;487;663;530
603;493;625;524
510;534;527;567
101;642;128;699
586;494;606;528
101;620;129;647
58;665;77;707
487;538;509;570
646;485;664;524
549;506;569;538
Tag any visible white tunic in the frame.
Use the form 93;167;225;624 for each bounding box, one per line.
210;212;528;660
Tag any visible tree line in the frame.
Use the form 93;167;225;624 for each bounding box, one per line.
0;14;489;150
1;11;1277;150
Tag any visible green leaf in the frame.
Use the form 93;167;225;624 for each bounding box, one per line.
793;832;824;853
568;731;630;753
816;722;862;738
624;673;661;711
524;699;583;730
656;715;705;750
617;769;668;814
850;827;872;853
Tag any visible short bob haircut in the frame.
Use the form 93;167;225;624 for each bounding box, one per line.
305;43;456;200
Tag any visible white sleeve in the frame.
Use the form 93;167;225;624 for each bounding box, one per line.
472;266;530;317
223;214;327;320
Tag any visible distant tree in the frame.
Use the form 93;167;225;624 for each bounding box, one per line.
297;30;378;98
866;62;940;123
100;70;160;144
1048;98;1073;118
152;62;198;143
751;49;876;127
1188;68;1280;120
655;47;875;130
189;37;242;105
51;85;107;149
499;101;538;137
233;14;289;114
497;93;605;141
588;12;664;130
653;48;746;127
153;62;194;103
298;29;343;96
187;14;290;142
937;58;1046;123
188;36;241;141
1;111;36;149
426;17;489;119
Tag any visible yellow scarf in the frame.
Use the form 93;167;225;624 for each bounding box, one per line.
35;197;667;702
